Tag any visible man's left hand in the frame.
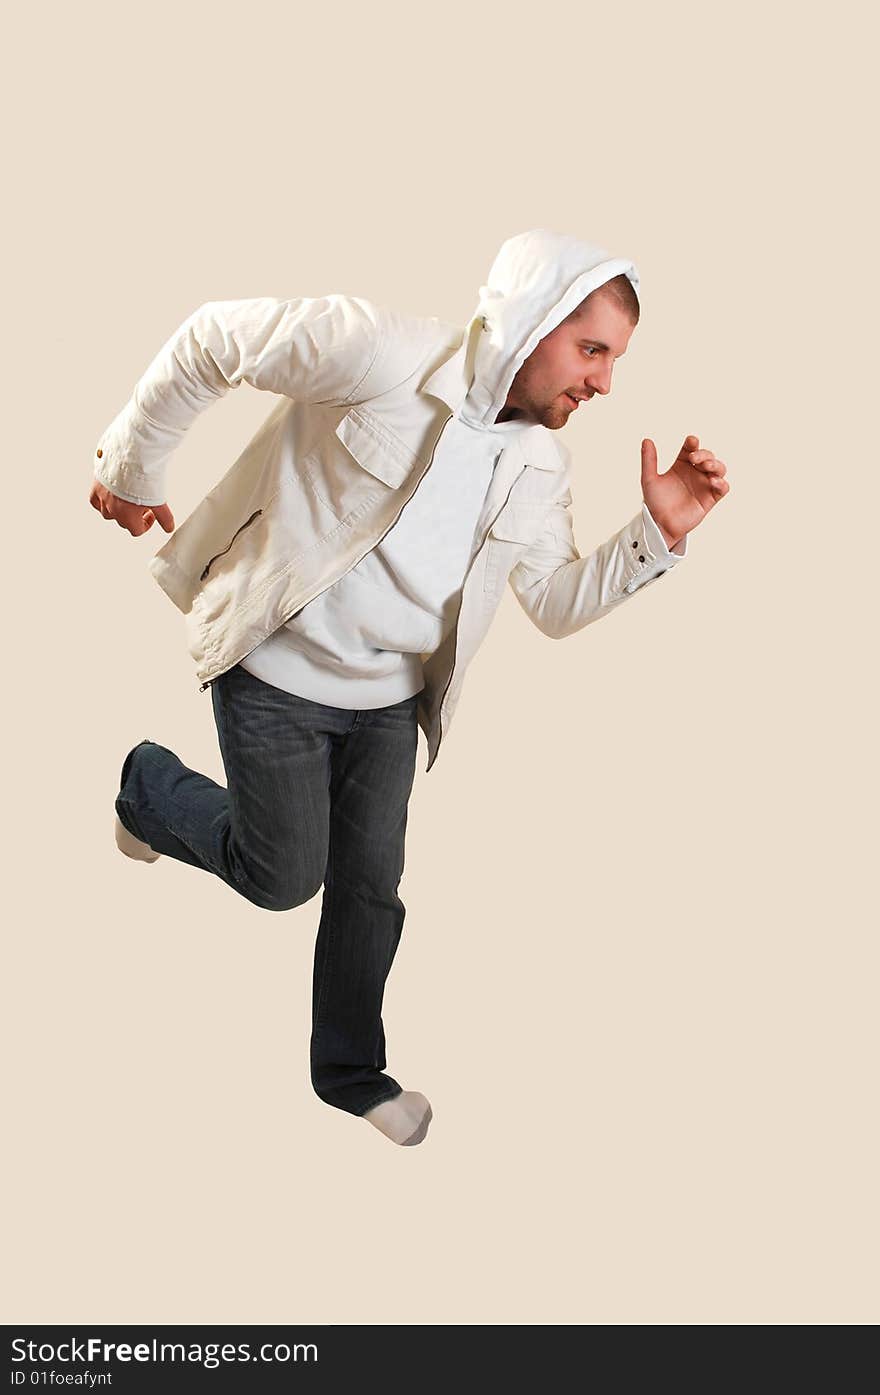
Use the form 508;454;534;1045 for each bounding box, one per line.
640;433;730;550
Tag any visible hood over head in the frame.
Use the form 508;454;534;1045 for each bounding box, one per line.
458;228;640;432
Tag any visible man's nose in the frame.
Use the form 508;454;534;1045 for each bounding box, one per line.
586;365;613;395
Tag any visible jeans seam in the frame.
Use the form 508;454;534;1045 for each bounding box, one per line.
120;744;228;880
355;1085;404;1117
311;835;337;1049
164;811;223;871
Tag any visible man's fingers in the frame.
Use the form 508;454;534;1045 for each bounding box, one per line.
640;438;659;486
90;483;173;537
123;510;154;537
688;450;727;477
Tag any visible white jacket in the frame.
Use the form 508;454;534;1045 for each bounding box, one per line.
93;229;687;772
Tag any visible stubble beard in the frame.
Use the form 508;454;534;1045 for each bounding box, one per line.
506;372;569;429
535;396;569;430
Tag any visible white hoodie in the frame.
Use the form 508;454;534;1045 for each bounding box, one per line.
239;228;680;709
237;407;526;706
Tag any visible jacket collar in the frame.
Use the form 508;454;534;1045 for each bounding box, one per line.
420;316;479;415
420;317;564;472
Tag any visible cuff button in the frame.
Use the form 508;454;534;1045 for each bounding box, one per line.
96;449;103;458
638;555;645;563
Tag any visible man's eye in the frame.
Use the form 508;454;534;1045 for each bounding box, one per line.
582;346;599;357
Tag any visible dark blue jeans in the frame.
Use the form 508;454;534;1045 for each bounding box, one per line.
114;662;421;1118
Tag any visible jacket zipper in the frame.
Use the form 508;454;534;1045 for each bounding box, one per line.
199;509;263;582
198;420;454;694
433;464;527;758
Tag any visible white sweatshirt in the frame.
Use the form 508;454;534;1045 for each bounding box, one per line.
238;412;529;708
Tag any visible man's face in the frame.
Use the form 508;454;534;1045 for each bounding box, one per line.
495;290;636;429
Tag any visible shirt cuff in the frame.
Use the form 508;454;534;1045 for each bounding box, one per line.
91;399;169;507
619;503;688;596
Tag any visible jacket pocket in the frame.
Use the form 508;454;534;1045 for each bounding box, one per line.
200;508;265;581
301;406;418;522
483;503;551;592
335;407;417;489
192;494;283;634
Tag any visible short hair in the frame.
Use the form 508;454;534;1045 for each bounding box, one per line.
584;272;640;325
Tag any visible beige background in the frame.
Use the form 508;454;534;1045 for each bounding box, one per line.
3;0;876;1324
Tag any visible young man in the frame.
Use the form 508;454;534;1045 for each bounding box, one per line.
90;229;729;1147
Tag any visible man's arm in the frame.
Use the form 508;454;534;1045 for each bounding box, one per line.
507;487;687;640
92;294;383;507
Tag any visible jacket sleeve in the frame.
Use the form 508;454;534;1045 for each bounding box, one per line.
508;486;688;639
92;295;383;506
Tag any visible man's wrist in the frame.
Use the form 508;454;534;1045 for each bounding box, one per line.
640;501;688;560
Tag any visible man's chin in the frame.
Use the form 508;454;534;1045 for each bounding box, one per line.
506;400;570;430
536;404;569;430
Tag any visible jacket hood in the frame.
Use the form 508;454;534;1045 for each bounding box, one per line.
458;228;640;431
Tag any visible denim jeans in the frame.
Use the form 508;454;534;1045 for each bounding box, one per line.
114;662;421;1118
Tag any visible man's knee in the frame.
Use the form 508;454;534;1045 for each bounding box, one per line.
240;869;324;913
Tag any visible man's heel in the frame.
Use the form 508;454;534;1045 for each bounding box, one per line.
114;814;161;864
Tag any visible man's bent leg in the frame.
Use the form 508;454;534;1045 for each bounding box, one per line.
115;665;334;911
310;693;420;1118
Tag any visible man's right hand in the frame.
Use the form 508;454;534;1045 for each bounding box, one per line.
89;480;175;536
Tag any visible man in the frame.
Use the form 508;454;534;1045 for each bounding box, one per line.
90;229;729;1148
